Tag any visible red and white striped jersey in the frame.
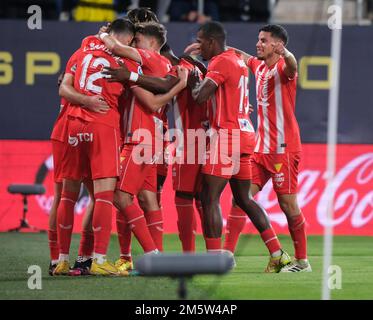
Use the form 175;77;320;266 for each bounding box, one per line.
247;56;301;154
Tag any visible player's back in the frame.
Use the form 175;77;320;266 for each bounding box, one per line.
69;35;124;128
206;49;255;134
172;58;207;132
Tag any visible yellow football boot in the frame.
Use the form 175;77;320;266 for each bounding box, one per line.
265;250;292;273
53;261;70;275
115;257;133;272
90;258;124;276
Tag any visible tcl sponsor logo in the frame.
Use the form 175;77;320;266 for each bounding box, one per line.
68;133;93;146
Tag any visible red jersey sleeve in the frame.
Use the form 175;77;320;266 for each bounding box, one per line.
123;59;142;88
65;49;80;75
168;65;179;78
136;48;152;67
246;56;262;74
205;56;227;87
277;58;298;83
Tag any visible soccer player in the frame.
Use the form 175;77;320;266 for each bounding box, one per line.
226;25;311;272
49;54;108;275
54;19;139;276
103;43;208;253
99;22;172;257
188;21;291;272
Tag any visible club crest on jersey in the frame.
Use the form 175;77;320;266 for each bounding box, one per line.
68;133;93;146
274;163;283;172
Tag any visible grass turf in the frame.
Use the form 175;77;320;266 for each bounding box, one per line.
0;233;372;300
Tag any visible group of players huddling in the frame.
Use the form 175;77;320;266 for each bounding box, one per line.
48;7;311;276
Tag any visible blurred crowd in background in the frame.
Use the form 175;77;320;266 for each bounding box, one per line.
0;0;277;23
1;0;372;23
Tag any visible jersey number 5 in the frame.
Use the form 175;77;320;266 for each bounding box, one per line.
79;54;110;94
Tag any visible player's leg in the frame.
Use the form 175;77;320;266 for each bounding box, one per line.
274;152;310;272
223;197;247;254
114;189;158;255
115;211;133;271
138;188;163;251
156;172;167;207
200;174;229;251
223;182;260;254
229;178;291;272
48;181;62;275
175;191;197;252
138;161;164;251
48;139;65;275
73;180;95;275
88;177;120;275
114;144;158;257
54;178;81;275
86;122;124;275
172;162;201;252
277;193;310;272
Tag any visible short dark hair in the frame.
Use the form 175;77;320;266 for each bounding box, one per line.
136;22;167;47
198;21;226;45
127;7;159;24
160;42;172;54
107;18;136;36
259;24;289;45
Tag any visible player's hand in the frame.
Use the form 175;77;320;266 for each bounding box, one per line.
187;67;200;89
98;23;110;36
84;95;110;113
272;41;286;56
184;43;201;56
177;66;188;88
102;60;130;83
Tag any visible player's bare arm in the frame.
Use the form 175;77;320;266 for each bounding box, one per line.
182;42;207;75
103;61;179;94
98;26;142;63
189;69;217;105
132;66;188;112
227;46;252;65
59;73;110;113
273;41;297;79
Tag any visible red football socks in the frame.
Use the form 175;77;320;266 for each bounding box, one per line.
175;196;197;252
205;237;222;252
57;190;78;255
145;209;164;251
92;191;114;255
116;211;132;256
260;227;282;255
78;230;94;258
223;206;247;253
287;212;308;259
121;204;157;253
48;229;59;261
195;199;204;233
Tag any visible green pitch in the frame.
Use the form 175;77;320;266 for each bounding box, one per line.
0;233;372;300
